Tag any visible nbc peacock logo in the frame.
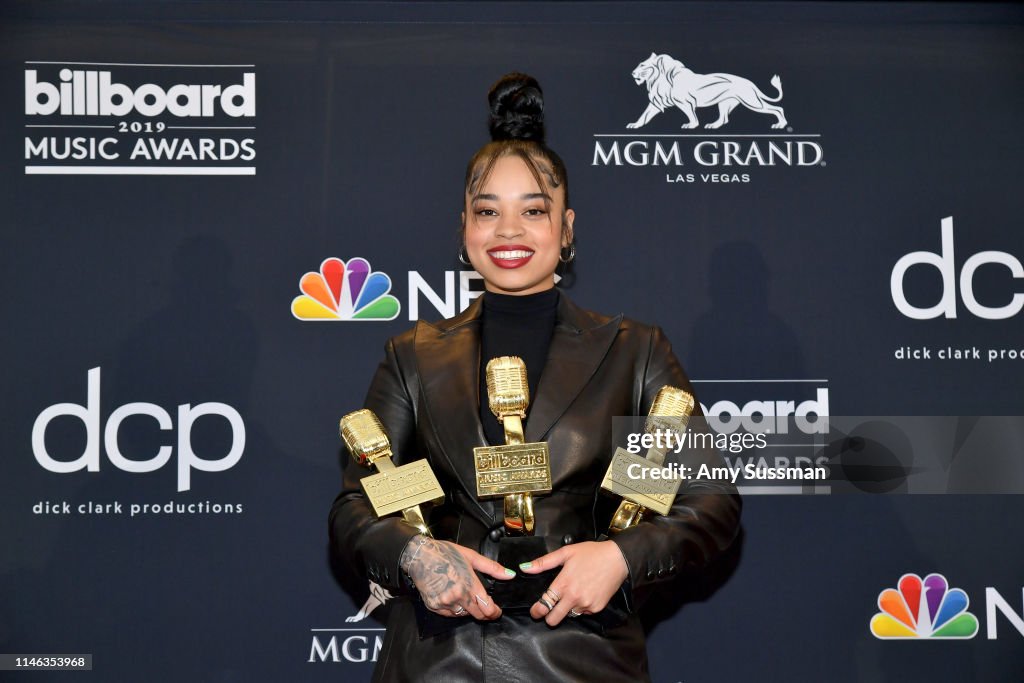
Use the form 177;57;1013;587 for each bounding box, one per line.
291;257;400;321
870;573;979;639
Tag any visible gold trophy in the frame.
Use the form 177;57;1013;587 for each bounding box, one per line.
474;356;556;611
340;408;445;536
473;356;552;535
601;386;695;534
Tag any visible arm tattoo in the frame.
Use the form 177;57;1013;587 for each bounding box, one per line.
400;536;474;607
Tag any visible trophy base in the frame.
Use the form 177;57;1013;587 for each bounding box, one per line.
488;536;559;612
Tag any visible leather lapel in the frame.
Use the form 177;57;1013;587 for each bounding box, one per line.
525;295;622;442
414;296;495;522
414;292;622;524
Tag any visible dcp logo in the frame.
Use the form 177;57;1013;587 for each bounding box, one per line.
891;216;1023;320
31;367;245;492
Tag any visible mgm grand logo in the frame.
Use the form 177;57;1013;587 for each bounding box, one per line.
308;581;390;664
592;53;825;184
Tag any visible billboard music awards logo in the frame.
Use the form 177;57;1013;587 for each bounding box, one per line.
696;382;831;492
591;52;825;185
23;60;256;175
891;216;1023;364
870;573;1024;641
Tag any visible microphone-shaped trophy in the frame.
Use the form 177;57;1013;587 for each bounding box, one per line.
340;408;445;536
601;386;695;535
473;356;552;534
474;356;555;609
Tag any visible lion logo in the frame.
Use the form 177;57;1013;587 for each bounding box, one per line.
627;53;787;130
345;580;393;623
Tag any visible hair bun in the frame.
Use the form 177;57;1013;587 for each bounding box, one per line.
487;72;545;143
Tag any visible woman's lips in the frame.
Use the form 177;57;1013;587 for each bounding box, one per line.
486;246;535;269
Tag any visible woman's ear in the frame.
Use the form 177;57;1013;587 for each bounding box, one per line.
562;208;575;247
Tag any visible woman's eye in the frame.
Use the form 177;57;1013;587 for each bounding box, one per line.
476;208;497;217
524;208;546;216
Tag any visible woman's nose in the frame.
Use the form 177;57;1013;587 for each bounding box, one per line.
495;215;524;238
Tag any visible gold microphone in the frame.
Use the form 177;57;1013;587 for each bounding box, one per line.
340;408;444;536
473;356;552;535
601;386;695;534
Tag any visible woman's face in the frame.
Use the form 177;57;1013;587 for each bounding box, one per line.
462;155;574;296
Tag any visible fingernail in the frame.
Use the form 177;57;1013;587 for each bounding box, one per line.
504;568;517;577
519;562;532;570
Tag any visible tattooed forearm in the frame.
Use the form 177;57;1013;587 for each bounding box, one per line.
400;536;475;609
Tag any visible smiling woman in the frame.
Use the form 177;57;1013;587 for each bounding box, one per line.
463;154;573;296
329;72;741;683
460;75;574;297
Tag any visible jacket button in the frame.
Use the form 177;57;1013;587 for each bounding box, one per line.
657;568;667;578
646;569;656;580
489;527;505;542
562;534;575;546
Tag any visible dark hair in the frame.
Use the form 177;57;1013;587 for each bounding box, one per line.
463;73;572;224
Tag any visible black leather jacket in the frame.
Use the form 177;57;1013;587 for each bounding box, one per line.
329;291;741;683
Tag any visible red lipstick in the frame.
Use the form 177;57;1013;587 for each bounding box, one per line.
486;244;535;269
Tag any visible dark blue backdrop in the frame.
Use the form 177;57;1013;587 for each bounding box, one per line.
2;2;1022;681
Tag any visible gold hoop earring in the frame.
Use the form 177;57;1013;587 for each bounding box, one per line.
559;243;575;264
458;246;471;266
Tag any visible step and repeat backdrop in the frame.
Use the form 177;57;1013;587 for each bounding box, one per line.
2;2;1022;681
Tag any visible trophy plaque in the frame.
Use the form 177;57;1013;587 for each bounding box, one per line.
340;408;444;536
601;386;695;534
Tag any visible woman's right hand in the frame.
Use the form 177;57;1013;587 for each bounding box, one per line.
399;535;515;620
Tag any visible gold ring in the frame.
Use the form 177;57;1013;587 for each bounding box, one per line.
545;588;562;602
538;597;554;611
569;608;582;617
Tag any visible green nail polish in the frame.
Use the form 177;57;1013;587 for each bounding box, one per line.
504;568;517;577
519;562;532;570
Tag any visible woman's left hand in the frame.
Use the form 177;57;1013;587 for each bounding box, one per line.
521;541;629;626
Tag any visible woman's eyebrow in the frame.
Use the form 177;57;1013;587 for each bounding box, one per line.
471;192;552;203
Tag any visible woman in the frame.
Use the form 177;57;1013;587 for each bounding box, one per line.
329;73;740;682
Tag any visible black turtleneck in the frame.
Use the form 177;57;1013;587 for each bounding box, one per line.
478;288;559;446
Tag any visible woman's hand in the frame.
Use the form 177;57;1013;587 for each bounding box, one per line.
399;535;516;620
521;541;629;626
